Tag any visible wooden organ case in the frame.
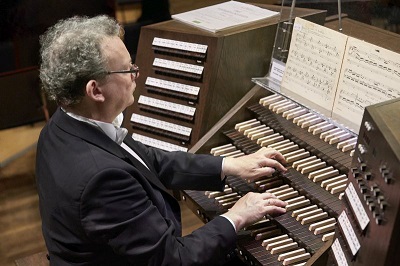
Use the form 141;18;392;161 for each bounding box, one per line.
122;5;326;152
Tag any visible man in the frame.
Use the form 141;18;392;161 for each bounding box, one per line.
36;15;287;265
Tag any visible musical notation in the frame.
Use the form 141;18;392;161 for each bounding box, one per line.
281;17;347;110
332;37;400;131
279;17;400;133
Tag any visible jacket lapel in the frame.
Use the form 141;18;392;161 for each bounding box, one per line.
119;139;169;193
52;108;169;193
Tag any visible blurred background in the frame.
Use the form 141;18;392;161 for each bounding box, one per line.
0;0;399;73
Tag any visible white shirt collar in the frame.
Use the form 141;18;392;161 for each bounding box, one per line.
62;108;127;144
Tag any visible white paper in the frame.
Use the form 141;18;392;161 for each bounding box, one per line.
281;17;347;117
270;59;286;82
332;37;400;131
281;17;400;133
171;1;279;33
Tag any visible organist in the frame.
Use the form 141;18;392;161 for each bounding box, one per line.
36;15;288;266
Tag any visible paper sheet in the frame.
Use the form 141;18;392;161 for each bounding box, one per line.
172;1;279;33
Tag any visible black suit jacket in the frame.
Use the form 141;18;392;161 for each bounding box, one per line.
36;108;237;265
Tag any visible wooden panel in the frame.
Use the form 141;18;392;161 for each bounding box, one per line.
325;17;400;54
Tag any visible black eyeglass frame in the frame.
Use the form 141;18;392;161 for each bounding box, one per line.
107;64;139;77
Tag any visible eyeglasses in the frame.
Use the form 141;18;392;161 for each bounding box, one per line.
107;64;139;78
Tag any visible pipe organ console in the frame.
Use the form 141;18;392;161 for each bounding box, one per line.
181;85;400;266
122;5;326;152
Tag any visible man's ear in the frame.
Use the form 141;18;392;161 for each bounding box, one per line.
86;80;105;102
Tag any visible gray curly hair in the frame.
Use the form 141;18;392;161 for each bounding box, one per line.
39;15;123;106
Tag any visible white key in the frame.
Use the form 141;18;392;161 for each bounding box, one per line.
308;166;335;179
309;218;336;231
329;132;352;144
269;139;291;149
286;108;308;120
292;205;318;218
321;174;347;188
283;106;303;118
296;209;323;222
283;253;311;265
324;129;346;142
259;94;283;106
296;158;322;172
322;232;335;241
336;136;357;148
266;238;294;251
277;191;299;201
292;156;317;168
243;125;268;136
320;128;341;140
236;120;261;132
301;116;323;128
308;121;329;133
270;242;298;254
269;99;290;111
286;199;311;211
278;248;306;261
276;102;297;114
314;223;336;235
272;100;293;112
313;123;335;135
293;113;314;124
260;135;284;146
250;129;275;141
313;169;340;182
212;146;237;156
210;143;233;155
262;234;289;247
301;212;328;225
301;161;327;174
330;183;348;194
266;184;290;194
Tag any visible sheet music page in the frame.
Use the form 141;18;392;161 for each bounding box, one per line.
281;17;348;117
332;37;400;132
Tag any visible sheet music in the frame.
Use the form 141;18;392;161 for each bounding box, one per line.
281;17;348;117
332;37;400;131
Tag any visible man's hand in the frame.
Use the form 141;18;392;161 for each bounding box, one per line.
223;192;287;231
222;147;287;182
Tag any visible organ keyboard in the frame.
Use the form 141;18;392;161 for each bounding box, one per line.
182;85;400;265
182;85;347;265
122;5;326;152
